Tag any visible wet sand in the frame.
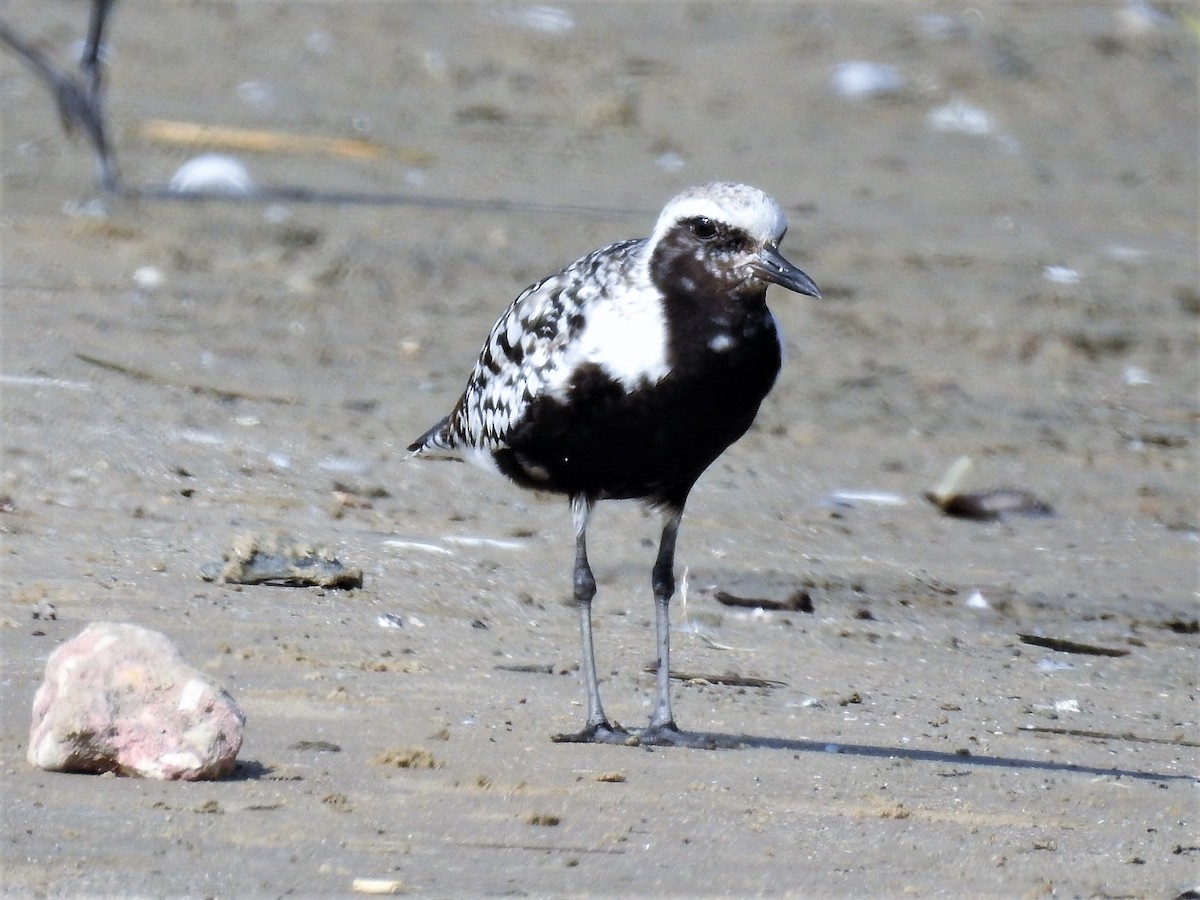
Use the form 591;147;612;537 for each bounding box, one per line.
2;2;1197;896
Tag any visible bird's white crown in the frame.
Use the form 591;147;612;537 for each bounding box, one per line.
649;182;789;249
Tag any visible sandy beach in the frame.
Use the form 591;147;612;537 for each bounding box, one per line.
2;2;1197;896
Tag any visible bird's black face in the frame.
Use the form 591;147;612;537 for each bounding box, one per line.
650;216;821;302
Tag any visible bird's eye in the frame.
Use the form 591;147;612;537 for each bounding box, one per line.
690;217;718;240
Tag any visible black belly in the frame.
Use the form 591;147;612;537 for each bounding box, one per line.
493;336;781;510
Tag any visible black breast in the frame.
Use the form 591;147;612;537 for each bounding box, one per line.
492;287;782;510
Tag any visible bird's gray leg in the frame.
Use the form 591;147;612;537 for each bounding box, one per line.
81;0;114;97
572;495;605;728
636;507;735;750
0;0;118;193
643;507;682;737
80;0;118;192
551;495;628;744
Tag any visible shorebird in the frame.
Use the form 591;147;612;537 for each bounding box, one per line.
0;0;119;192
409;182;821;746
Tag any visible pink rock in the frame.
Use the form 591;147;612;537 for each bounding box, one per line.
28;622;245;780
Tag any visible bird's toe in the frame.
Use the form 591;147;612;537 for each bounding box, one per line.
550;722;634;745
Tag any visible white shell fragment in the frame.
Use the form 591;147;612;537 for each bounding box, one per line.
965;590;990;610
169;154;255;197
825;490;907;508
132;266;165;291
351;877;405;894
829;61;905;99
927;99;995;136
1043;265;1081;285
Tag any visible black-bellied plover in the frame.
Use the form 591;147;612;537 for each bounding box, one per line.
409;182;821;746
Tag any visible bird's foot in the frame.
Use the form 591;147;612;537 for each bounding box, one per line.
551;721;634;745
632;723;740;749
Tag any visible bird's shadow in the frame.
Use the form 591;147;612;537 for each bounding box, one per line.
631;730;1196;785
226;734;1192;785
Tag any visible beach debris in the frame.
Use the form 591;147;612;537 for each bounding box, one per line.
31;598;57;620
1163;618;1198;634
1123;365;1152;386
1043;264;1081;285
964;590;990;610
1019;724;1200;749
1019;633;1130;657
377;613;405;629
141;119;436;178
201;532;364;589
139;119;420;162
443;534;527;550
644;664;786;689
824;490;907;509
382;538;452;556
927;99;995;136
925;456;1054;521
351;878;405;895
381;542;451;556
829;61;905;99
28;622;244;780
131;265;164;291
169;153;255;197
713;589;814;613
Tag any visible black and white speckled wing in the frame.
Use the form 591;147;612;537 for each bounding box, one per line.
409;237;650;460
